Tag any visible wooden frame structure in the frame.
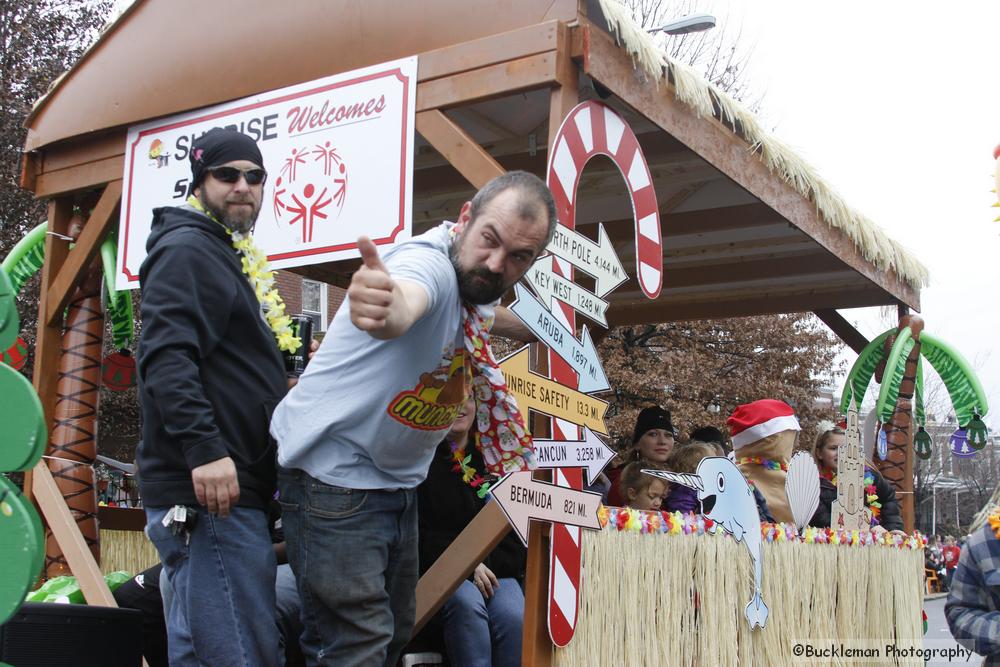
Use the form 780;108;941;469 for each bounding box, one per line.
20;1;925;663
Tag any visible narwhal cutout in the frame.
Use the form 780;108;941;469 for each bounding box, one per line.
644;457;768;630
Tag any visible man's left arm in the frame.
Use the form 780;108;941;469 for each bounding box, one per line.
492;306;535;341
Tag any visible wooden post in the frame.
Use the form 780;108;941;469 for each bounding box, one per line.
522;21;578;667
29;194;116;606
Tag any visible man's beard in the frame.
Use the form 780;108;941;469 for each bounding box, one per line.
204;197;260;235
449;239;507;305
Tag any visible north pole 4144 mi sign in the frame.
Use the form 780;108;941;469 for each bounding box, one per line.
117;57;416;290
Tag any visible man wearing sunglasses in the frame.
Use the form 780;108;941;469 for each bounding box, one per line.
137;127;287;666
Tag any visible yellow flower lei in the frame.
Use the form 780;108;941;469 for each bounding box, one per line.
989;509;1000;540
187;196;301;353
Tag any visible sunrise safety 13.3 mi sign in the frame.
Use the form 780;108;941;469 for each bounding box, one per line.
116;56;416;290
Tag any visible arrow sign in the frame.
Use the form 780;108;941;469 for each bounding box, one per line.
525;255;609;327
533;427;615;483
509;284;610;394
491;471;603;546
546;223;627;297
499;347;609;435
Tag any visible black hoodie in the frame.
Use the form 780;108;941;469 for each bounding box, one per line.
136;205;287;510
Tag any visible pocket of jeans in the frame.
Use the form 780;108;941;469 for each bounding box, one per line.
307;484;367;519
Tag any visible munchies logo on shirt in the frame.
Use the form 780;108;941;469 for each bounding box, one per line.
387;352;467;431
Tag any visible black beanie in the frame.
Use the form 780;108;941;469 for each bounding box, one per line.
188;128;265;195
690;426;725;446
632;406;674;443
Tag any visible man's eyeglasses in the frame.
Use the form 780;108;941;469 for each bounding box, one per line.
206;166;268;186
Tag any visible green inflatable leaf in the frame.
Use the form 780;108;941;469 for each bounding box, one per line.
0;269;18;351
840;329;894;415
920;333;989;426
0;221;46;294
876;327;914;423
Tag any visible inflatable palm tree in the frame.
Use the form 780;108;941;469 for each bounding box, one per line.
840;314;990;464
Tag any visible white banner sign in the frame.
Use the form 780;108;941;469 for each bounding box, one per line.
117;57;417;289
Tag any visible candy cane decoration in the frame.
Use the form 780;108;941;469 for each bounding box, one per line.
544;101;662;647
547;100;663;299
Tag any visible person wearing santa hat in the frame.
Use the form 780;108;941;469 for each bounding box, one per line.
727;399;800;525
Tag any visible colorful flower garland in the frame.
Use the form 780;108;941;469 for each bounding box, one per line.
448;438;493;499
820;467;882;526
187;196;301;353
598;506;926;550
736;456;788;472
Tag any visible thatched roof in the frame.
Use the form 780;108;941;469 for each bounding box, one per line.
596;0;928;289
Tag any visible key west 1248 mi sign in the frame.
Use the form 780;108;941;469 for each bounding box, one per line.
116;57;416;289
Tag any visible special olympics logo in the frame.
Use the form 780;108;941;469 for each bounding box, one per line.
272;141;348;243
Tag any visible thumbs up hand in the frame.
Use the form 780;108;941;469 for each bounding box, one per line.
349;236;395;333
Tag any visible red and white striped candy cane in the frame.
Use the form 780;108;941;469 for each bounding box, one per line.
543;101;662;647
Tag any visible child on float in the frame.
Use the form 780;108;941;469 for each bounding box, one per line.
604;406;675;507
618;461;667;511
662;442;716;513
807;424;905;534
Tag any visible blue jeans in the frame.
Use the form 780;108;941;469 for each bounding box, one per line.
162;563;317;666
278;468;419;667
145;505;278;667
442;578;524;667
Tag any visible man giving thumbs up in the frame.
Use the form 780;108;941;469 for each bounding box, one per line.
271;171;556;666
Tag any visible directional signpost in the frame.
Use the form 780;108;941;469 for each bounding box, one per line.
495;100;664;650
525;255;609;327
498;347;609;435
546;224;627;297
532;428;615;483
509;284;609;394
491;471;603;546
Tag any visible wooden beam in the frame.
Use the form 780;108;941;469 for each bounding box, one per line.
415;110;505;189
45;181;123;326
417;20;559;82
24;199;73;506
581;21;921;311
412;502;512;634
34;155;123;199
607;286;890;326
417;51;558;114
813;308;870;354
649;251;845;291
523;25;578;667
32;461;117;606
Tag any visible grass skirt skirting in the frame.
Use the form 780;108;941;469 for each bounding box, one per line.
552;509;925;666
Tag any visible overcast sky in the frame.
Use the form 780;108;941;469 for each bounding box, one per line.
696;2;1000;428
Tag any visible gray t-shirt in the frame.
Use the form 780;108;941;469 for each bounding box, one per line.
271;223;473;489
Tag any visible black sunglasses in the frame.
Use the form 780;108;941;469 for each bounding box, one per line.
206;165;268;186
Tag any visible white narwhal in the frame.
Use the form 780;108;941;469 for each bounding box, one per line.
644;457;769;630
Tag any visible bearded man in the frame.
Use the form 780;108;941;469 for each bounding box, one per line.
137;128;287;666
271;170;556;666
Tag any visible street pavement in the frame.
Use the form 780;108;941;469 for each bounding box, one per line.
924;594;980;665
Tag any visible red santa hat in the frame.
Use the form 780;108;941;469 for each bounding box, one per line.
727;399;800;450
